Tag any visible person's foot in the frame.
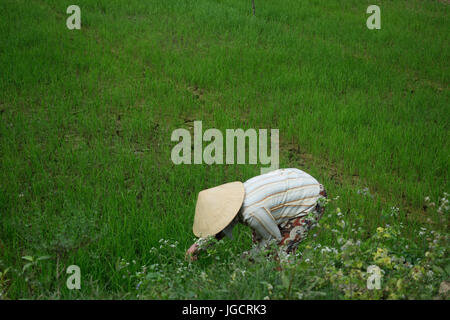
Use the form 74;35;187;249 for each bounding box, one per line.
240;251;255;263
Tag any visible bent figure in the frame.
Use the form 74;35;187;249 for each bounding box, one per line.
186;168;327;260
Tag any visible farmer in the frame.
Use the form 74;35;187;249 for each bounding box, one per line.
186;168;327;261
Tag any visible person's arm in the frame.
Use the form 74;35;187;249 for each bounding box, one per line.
185;232;225;261
244;207;282;241
243;207;282;255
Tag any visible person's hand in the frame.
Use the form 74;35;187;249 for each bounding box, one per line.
185;243;199;261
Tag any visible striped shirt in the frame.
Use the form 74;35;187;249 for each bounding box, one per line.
197;168;323;248
238;168;322;243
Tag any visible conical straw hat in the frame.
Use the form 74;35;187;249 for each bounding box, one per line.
193;181;245;237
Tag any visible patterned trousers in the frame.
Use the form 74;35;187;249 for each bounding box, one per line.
252;184;327;254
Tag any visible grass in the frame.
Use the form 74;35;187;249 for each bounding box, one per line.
0;0;448;299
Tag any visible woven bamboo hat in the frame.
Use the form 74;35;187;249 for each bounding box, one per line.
193;181;245;237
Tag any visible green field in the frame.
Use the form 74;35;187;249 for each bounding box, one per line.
0;0;449;299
